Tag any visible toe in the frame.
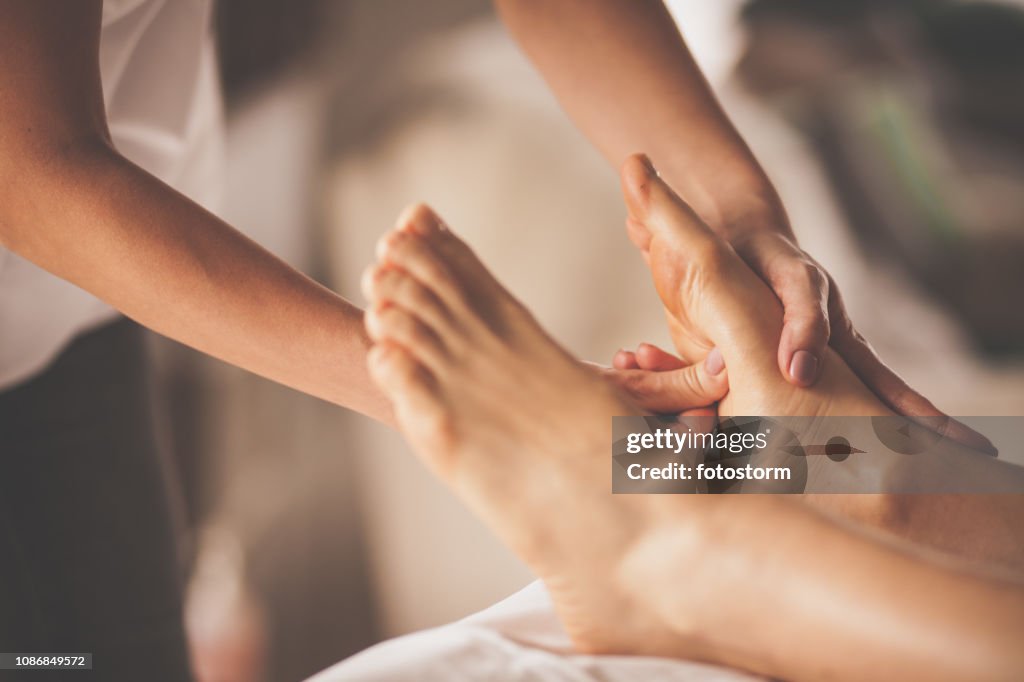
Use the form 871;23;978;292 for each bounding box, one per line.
395;202;443;237
365;303;447;368
620;155;730;313
620;154;727;262
395;201;499;296
433;226;495;287
620;155;765;344
367;341;419;390
396;203;499;297
362;263;456;336
367;341;446;420
376;229;468;312
366;342;459;475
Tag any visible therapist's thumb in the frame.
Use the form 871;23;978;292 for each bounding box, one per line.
606;349;728;413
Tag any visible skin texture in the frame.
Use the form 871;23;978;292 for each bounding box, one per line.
362;163;1024;681
496;0;995;454
0;0;391;422
0;0;992;450
621;156;1024;574
0;0;736;426
623;498;1024;682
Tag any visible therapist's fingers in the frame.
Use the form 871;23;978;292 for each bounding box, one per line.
613;349;640;370
731;230;830;388
612;343;691;372
634;342;687;371
603;354;727;414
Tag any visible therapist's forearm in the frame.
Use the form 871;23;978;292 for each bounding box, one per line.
1;140;392;424
495;0;787;236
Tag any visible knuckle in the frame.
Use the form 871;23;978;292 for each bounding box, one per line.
889;390;915;415
798;310;830;340
784;260;822;288
675;367;705;400
621;372;653;397
805;263;827;289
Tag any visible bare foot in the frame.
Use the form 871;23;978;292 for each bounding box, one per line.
362;204;689;654
620;155;889;420
620;155;973;532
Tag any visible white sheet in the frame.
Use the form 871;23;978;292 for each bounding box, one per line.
307;581;760;682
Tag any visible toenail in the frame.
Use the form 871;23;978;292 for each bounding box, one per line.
789;350;819;385
704;347;725;376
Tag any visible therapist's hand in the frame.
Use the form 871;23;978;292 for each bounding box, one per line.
593;345;727;416
726;227;997;455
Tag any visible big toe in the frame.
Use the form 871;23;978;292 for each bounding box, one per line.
620;154;723;261
393;202;498;296
620;155;736;317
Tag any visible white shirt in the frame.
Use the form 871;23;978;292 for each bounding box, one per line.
0;0;224;390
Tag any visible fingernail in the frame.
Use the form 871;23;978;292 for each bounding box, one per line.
704;347;725;376
789;350;819;386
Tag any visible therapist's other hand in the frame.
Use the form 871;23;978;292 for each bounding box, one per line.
596;344;726;416
727;227;996;455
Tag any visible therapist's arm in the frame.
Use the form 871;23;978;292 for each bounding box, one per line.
495;0;994;453
0;1;393;423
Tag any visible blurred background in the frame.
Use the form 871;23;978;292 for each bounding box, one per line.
152;0;1024;679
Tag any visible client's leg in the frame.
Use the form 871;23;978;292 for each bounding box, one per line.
622;495;1024;682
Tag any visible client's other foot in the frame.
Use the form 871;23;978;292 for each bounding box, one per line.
362;205;683;655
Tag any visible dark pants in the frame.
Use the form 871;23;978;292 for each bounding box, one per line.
0;319;193;681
